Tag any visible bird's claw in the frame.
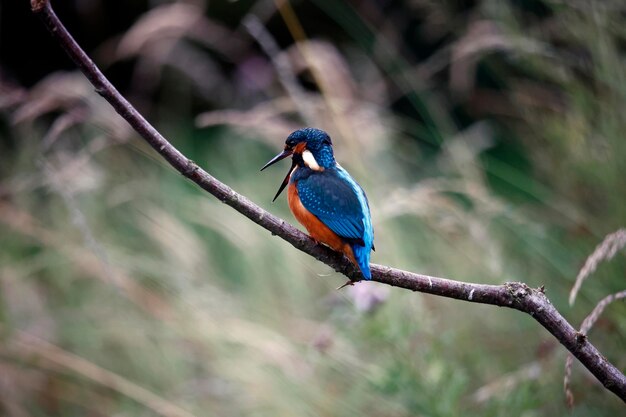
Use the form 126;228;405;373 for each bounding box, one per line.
336;280;356;290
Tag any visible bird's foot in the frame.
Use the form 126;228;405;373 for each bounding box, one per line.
336;280;356;290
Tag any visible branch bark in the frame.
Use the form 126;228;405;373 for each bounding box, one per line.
32;0;626;403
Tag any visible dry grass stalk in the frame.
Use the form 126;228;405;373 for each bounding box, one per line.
569;228;626;305
6;330;198;417
564;289;626;408
243;14;317;124
0;202;173;319
473;361;543;404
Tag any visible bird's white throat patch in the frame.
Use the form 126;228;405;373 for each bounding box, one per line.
302;150;324;171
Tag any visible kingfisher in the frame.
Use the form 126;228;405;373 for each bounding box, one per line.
261;128;374;280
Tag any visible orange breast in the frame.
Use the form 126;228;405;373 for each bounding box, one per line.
288;181;356;265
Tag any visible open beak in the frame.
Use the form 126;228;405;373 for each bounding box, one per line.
261;148;292;171
261;148;294;201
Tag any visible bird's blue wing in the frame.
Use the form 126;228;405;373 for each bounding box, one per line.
296;170;366;244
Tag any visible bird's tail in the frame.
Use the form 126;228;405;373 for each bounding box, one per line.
351;244;372;280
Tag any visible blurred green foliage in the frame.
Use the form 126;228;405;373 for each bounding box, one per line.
0;0;624;415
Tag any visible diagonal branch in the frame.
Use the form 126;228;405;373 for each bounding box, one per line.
31;0;626;403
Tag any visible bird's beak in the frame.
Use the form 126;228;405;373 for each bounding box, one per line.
261;148;295;201
261;148;292;171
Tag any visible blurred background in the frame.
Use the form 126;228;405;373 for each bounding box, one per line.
1;0;625;415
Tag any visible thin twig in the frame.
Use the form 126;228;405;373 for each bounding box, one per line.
31;0;626;403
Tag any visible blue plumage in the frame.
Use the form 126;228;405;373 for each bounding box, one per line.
334;165;374;279
262;128;375;280
294;168;366;241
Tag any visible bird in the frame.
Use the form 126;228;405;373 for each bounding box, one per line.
261;128;374;280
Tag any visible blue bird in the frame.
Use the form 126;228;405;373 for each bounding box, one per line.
262;128;374;280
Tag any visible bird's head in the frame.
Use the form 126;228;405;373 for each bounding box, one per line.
261;128;336;201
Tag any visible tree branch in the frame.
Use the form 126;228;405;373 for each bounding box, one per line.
32;0;626;403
